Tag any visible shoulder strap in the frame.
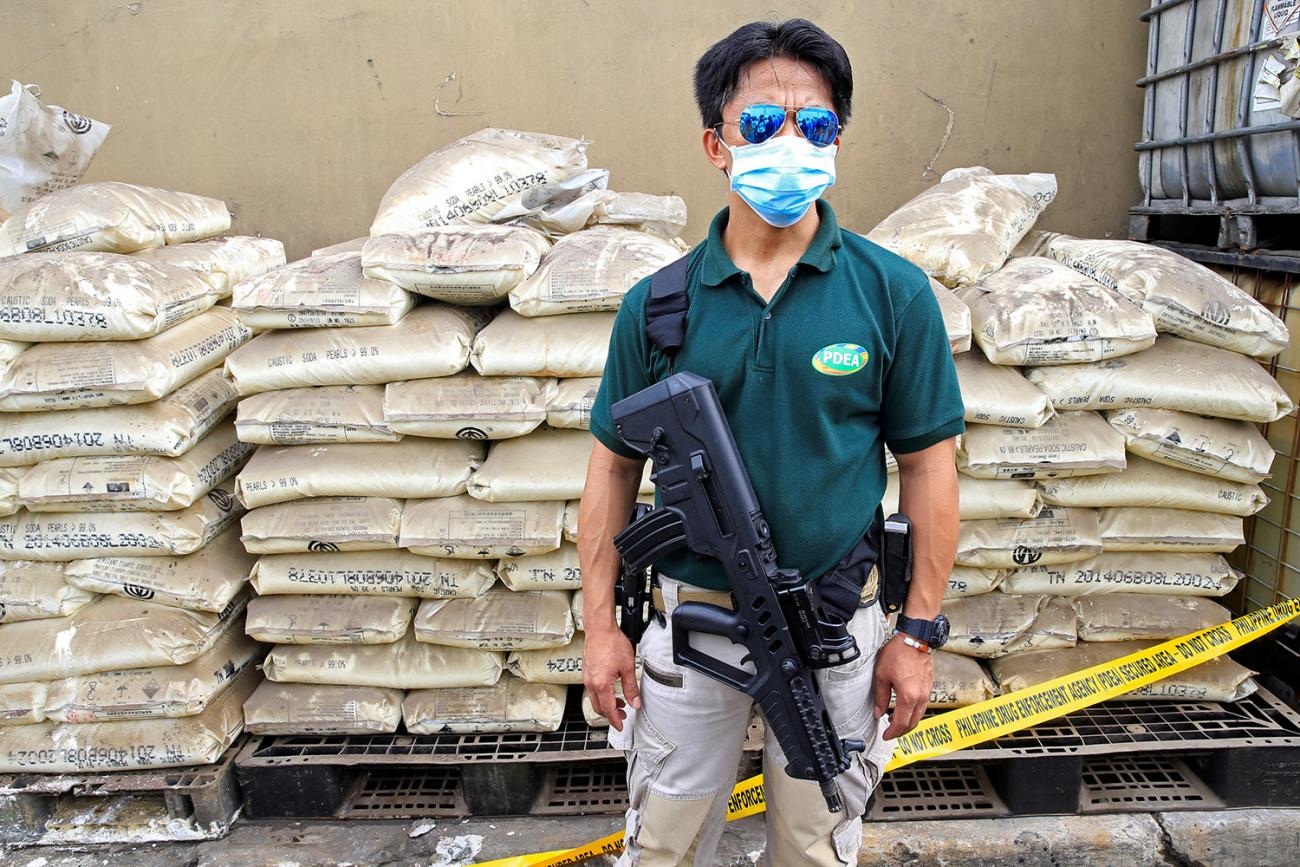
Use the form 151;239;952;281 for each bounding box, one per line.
644;254;690;361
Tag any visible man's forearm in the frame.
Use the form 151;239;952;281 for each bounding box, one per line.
894;439;959;621
577;442;646;634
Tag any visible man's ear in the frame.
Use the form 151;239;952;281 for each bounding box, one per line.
702;127;729;174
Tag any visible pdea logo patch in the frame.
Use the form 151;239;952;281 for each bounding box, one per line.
811;343;868;376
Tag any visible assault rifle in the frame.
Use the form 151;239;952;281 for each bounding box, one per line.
611;372;865;813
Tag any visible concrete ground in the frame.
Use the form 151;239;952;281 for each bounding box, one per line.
2;809;1298;867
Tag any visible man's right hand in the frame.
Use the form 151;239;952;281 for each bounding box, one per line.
583;624;642;732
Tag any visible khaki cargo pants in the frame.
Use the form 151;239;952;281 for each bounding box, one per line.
610;578;894;867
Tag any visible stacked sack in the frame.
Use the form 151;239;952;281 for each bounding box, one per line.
869;167;1293;706
233;129;675;735
0;181;286;771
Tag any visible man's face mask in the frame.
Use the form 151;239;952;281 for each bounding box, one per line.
717;104;839;228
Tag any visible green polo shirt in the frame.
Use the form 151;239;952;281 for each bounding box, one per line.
589;201;964;591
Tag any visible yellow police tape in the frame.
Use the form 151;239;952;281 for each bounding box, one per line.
475;596;1300;867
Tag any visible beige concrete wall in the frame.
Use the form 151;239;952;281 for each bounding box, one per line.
3;1;1148;259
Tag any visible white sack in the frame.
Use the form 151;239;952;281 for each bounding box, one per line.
0;370;238;468
133;236;286;297
941;593;1077;658
1042;234;1290;357
415;586;574;650
250;550;495;598
1024;336;1294;423
362;225;551;304
1073;593;1230;642
931;278;972;354
497;542;582;591
562;495;653;544
383;373;555;440
1037;455;1266;516
232;252;415;329
0;682;46;726
17;420;253;512
1097;507;1244;553
236;384;399;445
400;495;565;558
965;257;1156;365
958;413;1127;479
471;310;614;378
926;652;1000;707
0;181;230;256
1105;408;1276;483
263;633;503;689
0;560;92;622
243;681;403;735
311;238;368;257
236;438;482;508
0;252;218;342
370;128;588;233
0;467;22;517
864;167;1056;288
507;632;585;684
883;472;1042;520
245;594;417;645
956;507;1103;568
946;566;1005;598
63;526;255;612
240;497;403;554
520;187;687;239
469;428;651;502
547;377;600;430
403;676;568;734
0;81;110;214
1001;551;1242;597
225;304;491;395
954;351;1053;428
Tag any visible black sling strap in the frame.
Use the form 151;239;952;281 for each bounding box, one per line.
643;254;690;362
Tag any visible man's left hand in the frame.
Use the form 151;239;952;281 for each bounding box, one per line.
872;635;933;739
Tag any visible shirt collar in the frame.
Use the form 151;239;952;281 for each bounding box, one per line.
699;199;843;288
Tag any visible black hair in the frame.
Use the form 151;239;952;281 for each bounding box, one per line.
693;19;853;130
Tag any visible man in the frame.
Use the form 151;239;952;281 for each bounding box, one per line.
578;18;963;867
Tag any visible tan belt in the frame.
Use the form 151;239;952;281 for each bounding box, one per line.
650;586;735;613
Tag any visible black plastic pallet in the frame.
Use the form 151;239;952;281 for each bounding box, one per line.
1129;203;1300;260
0;742;243;843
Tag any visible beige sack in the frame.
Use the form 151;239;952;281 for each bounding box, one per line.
245;594;417;645
43;625;262;722
0;466;23;517
927;652;1000;707
1037;455;1266;516
236;438;482;508
509;226;681;317
946;566;1005;598
1024;336;1294;423
383;373;555;440
965;257;1156;365
956;507;1102;568
311;238;368;257
415;586;573;650
0;682;46;726
0;590;248;684
1098;507;1244;553
370;128;588;233
0;560;93;622
0;252;219;342
469;428;649;502
0;307;251;411
133;235;286;298
958;413;1127;480
18;420;254;512
1;484;242;561
582;680;622;727
471;310;614;378
507;632;585;684
263;633;503;689
232;252;415;329
1074;594;1230;641
563;495;654;544
547;377;600;430
931;278;972;354
251;550;494;599
404;676;567;734
1042;234;1290;358
0;668;255;773
63;526;254;612
1001;551;1241;597
242;681;403;735
236;384;399;445
954;351;1053;428
989;641;1256;702
400;495;565;558
941;593;1077;658
497;542;582;591
886;471;1041;521
0;181;230;256
1105;408;1275;484
362;225;552;304
240;497;403;554
224;304;491;395
0;370;239;468
864;167;1057;288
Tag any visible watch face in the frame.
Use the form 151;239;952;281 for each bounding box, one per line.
932;615;950;648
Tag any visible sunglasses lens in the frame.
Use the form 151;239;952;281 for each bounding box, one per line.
738;104;786;145
796;107;839;147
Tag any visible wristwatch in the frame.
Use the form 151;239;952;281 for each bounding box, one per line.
894;614;950;653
